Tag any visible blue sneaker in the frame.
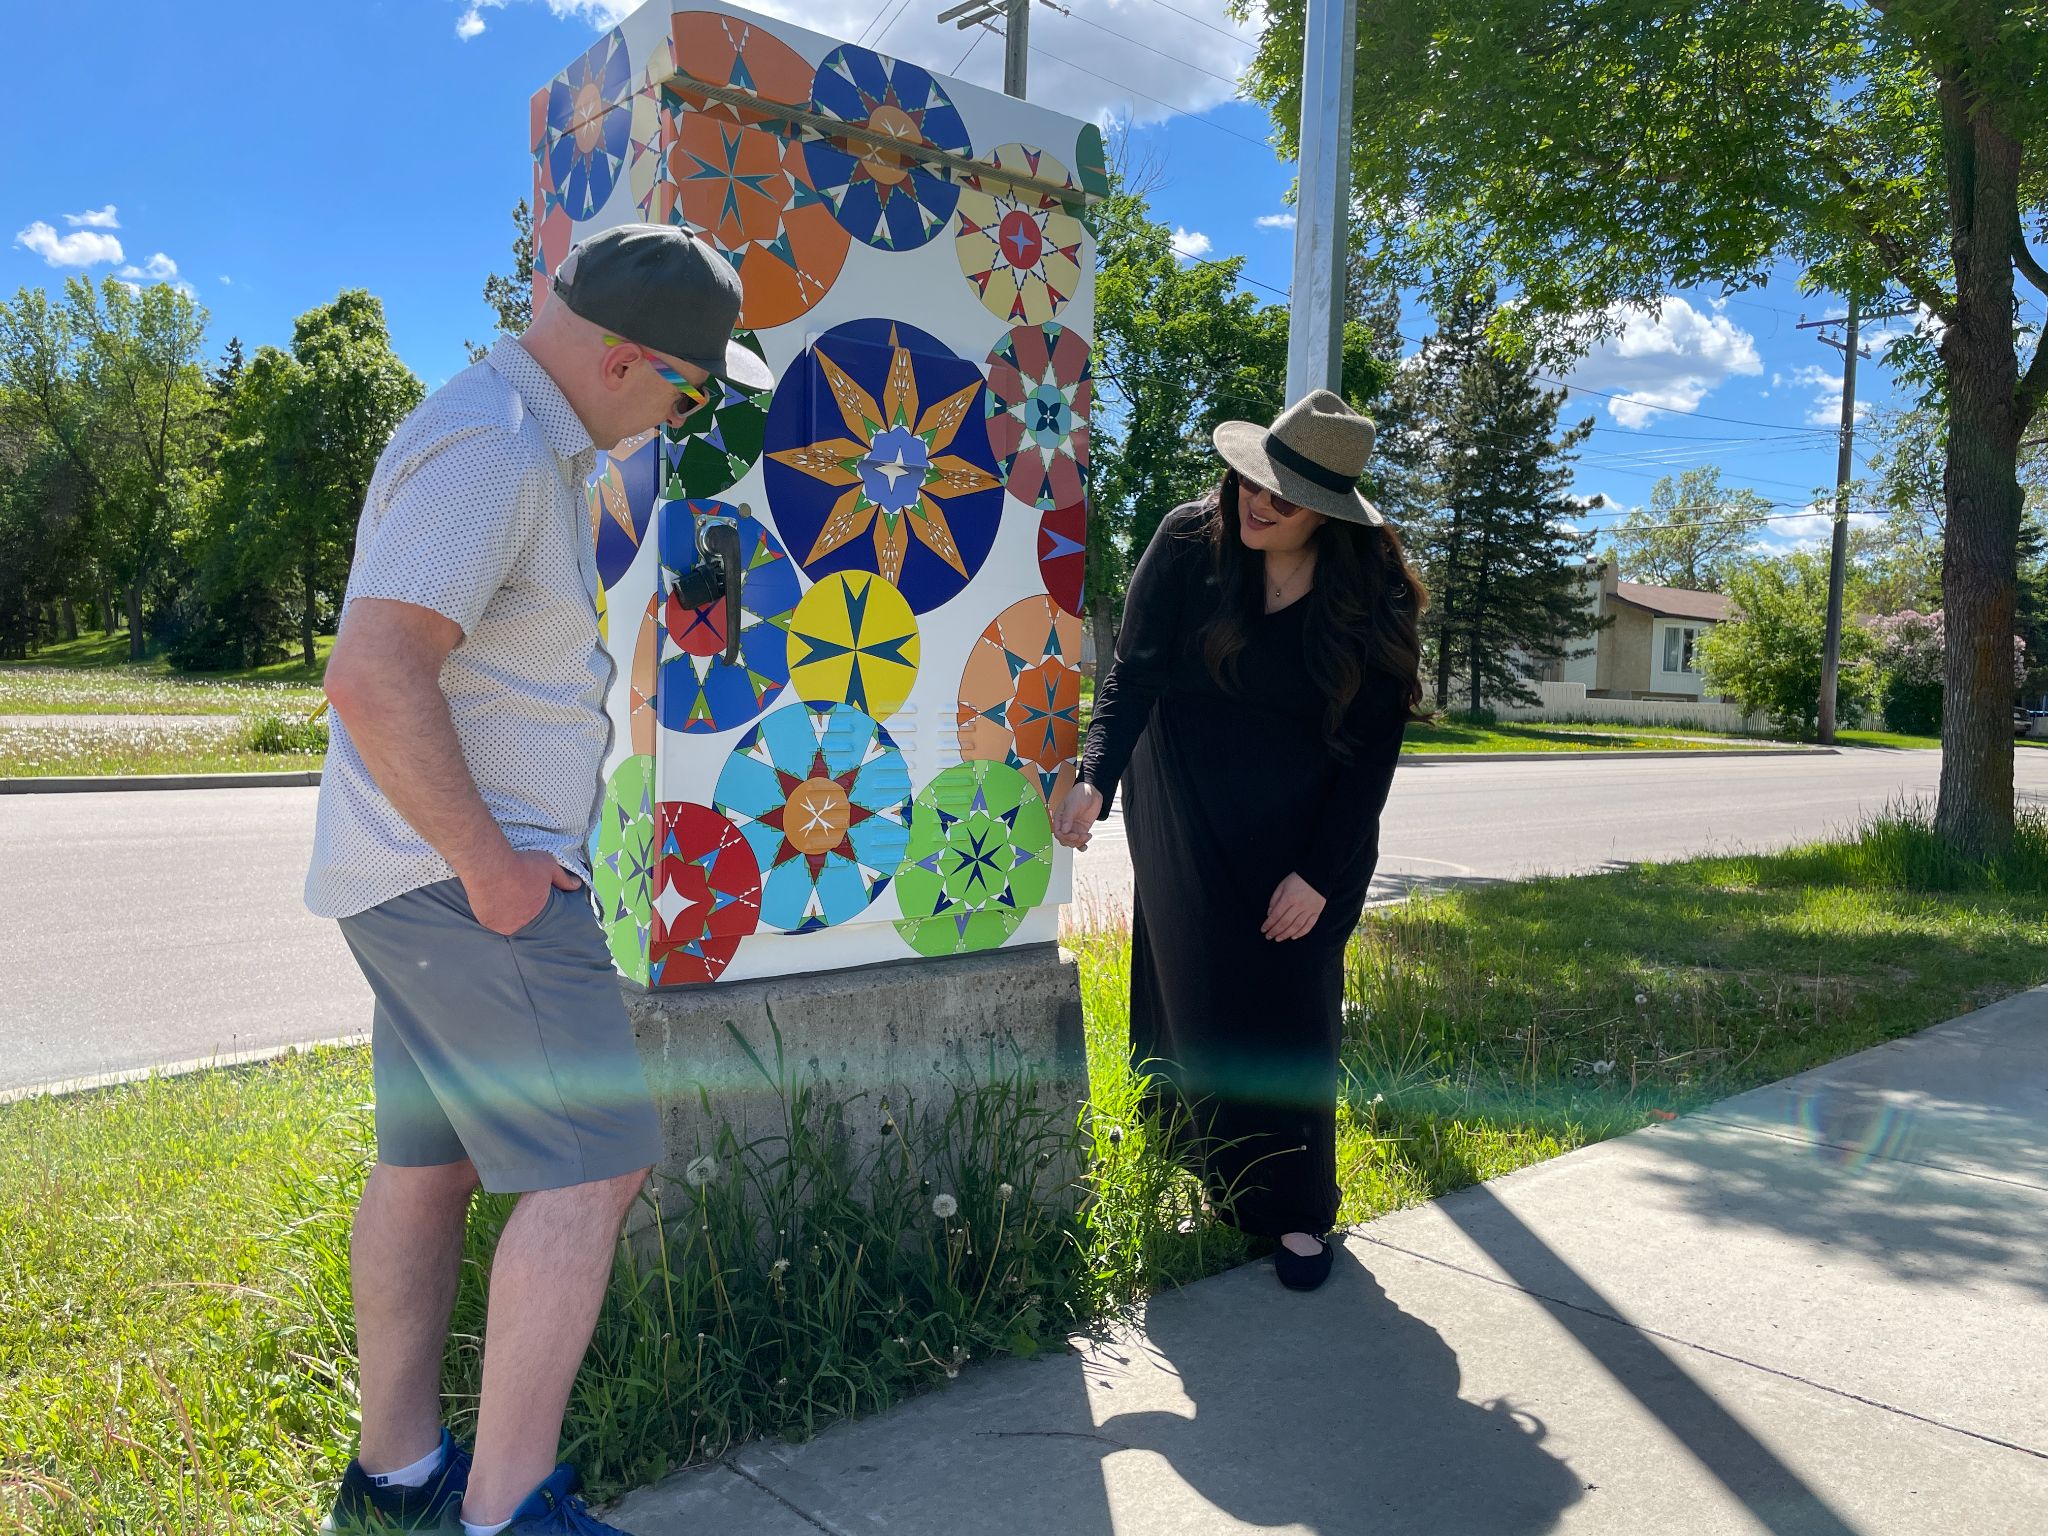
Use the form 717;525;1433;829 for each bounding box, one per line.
499;1464;631;1533
322;1428;471;1532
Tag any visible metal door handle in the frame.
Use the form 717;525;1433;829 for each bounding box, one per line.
700;520;743;668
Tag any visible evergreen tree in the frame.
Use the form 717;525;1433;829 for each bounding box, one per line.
1405;288;1602;712
466;199;535;362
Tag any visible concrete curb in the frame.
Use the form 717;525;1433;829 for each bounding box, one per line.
0;1032;369;1104
0;769;322;793
1403;746;1837;764
1;747;1837;792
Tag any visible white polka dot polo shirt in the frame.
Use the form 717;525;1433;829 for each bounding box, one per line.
304;337;613;920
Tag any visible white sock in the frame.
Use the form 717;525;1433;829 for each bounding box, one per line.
367;1436;445;1489
460;1518;514;1536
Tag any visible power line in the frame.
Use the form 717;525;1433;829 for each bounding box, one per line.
1045;6;1244;86
872;0;921;48
1029;43;1272;147
1128;0;1261;49
954;20;991;70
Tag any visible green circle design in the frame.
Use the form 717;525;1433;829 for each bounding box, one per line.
592;753;656;985
894;761;1054;957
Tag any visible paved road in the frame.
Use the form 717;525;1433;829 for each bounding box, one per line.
5;749;2044;1098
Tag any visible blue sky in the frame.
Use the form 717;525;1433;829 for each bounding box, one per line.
9;0;2008;563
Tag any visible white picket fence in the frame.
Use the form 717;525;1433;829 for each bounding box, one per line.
1485;680;1771;735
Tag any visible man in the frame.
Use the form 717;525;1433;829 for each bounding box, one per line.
308;223;772;1536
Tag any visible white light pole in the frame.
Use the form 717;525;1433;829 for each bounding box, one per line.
1284;0;1356;403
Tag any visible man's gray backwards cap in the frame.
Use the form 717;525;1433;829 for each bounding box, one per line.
552;223;774;393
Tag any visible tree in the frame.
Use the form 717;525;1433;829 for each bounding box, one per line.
197;292;423;667
1246;0;2048;854
1610;467;1771;591
1086;178;1387;667
1700;554;1876;740
466;199;535;363
1399;289;1603;711
0;278;212;658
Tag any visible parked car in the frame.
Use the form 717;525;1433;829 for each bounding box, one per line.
2020;707;2042;737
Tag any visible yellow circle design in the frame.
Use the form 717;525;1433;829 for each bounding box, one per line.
788;571;921;720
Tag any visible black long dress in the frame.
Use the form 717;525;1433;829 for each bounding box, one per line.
1080;504;1408;1237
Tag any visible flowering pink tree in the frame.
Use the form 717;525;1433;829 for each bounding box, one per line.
1865;611;2027;735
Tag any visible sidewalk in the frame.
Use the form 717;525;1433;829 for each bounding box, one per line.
611;986;2048;1534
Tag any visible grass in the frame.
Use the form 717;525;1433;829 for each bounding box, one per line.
5;801;2048;1532
1;632;334;685
0;667;329;719
0;718;326;778
1403;719;1773;754
1835;727;1942;750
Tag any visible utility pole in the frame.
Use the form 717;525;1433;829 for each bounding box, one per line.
1284;0;1357;402
938;0;1038;97
1799;295;1913;743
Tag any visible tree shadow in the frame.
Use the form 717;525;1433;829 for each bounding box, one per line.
1425;1183;1868;1536
1084;1248;1586;1534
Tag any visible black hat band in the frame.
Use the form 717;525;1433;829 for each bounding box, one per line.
1263;432;1361;495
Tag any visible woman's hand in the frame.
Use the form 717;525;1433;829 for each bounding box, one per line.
1052;782;1103;849
1262;873;1326;941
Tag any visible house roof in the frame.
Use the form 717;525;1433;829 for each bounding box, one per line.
1611;582;1732;623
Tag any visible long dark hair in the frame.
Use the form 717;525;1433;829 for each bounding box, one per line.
1192;468;1429;754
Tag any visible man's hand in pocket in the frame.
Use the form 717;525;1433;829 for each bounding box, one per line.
464;848;583;935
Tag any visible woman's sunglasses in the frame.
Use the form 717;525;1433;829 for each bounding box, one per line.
1239;474;1306;518
602;334;716;419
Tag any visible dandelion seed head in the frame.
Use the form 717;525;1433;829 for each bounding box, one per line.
998;1182;1014;1201
683;1155;720;1188
932;1193;959;1218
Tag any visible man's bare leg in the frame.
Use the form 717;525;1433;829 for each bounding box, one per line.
351;1159;480;1473
460;1166;652;1524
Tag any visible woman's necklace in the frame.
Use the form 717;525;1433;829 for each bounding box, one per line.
1265;550;1315;608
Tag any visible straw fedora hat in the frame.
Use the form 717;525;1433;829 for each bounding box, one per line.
1212;389;1383;526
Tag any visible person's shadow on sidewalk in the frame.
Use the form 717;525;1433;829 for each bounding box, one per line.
1084;1245;1585;1534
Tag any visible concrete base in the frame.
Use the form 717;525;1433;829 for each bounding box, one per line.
623;942;1087;1201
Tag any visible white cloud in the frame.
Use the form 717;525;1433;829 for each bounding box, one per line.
1256;212;1296;231
115;252;196;298
64;205;121;230
492;0;1260;129
1565;298;1763;428
218;274;232;285
1787;362;1872;429
456;5;490;38
14;221;124;268
1170;226;1212;260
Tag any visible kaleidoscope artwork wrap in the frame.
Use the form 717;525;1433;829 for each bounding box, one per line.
761;318;1003;614
558;4;1094;986
713;703;912;934
894;761;1054;956
805;47;971;252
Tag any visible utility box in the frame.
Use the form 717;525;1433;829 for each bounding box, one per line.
532;1;1101;988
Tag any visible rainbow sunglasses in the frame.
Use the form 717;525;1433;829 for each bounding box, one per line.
601;334;716;419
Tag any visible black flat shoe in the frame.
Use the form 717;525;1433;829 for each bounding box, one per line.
1274;1234;1334;1292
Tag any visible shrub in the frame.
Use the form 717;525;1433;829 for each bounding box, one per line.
1697;555;1873;739
244;711;328;754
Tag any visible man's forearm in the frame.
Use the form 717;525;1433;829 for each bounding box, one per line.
335;671;514;881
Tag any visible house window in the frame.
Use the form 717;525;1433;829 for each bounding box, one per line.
1662;625;1702;674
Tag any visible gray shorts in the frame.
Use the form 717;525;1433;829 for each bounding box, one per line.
338;878;662;1194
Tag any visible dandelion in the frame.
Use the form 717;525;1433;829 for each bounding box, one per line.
932;1193;958;1219
1634;992;1649;1007
998;1182;1014;1201
1106;1125;1124;1146
1370;1092;1385;1105
684;1155;720;1188
1583;938;1594;949
769;1257;790;1277
774;1377;789;1392
945;1366;959;1379
1036;1150;1052;1167
1592;1059;1615;1076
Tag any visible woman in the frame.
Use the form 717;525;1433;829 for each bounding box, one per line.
1054;389;1426;1292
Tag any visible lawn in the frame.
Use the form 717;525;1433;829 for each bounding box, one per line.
1402;719;1774;754
0;721;325;779
1;631;334;685
0;666;329;719
5;804;2044;1533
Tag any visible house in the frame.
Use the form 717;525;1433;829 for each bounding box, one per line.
1539;564;1735;702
